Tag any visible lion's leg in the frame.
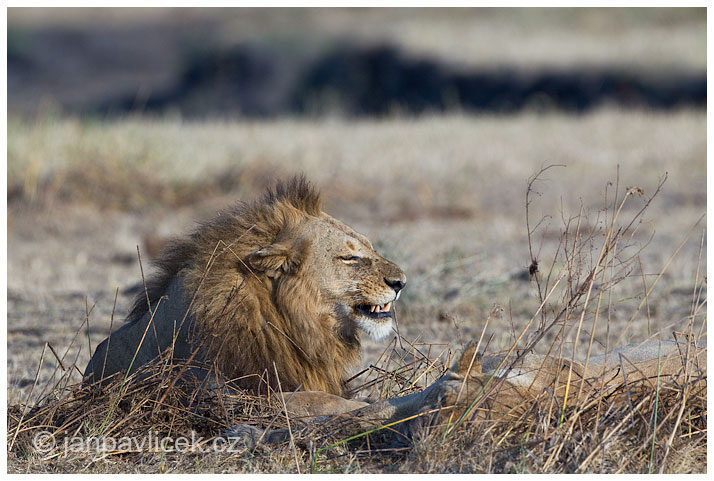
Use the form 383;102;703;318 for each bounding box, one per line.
226;391;370;447
283;391;370;418
226;374;481;447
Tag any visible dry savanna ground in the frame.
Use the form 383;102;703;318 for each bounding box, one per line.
7;109;707;473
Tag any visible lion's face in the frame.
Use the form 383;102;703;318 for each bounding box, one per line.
247;212;406;341
302;214;406;341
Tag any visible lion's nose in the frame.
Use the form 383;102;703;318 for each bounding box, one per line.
385;278;406;294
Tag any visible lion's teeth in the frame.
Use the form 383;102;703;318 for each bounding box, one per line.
367;303;392;314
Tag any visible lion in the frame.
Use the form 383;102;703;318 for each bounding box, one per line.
84;176;407;396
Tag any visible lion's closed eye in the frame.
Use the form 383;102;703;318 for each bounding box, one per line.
339;255;360;264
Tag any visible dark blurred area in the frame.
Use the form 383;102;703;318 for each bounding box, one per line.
7;7;707;118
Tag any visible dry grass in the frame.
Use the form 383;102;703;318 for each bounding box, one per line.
8;334;706;473
7;163;706;473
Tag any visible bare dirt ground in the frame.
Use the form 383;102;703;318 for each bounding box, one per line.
8;110;706;406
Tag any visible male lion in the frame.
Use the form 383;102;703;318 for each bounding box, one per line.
84;176;406;396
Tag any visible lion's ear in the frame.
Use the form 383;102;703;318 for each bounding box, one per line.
246;239;310;278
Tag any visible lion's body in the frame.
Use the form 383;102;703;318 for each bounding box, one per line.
376;338;706;429
84;277;198;385
84;177;406;396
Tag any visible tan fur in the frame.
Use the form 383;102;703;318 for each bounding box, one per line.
84;176;406;396
437;338;708;422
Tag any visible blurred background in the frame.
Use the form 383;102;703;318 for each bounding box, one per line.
7;8;706;399
7;8;706;117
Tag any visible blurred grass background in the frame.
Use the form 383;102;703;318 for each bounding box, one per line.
8;7;705;117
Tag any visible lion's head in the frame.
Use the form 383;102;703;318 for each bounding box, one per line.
246;210;406;342
115;176;406;396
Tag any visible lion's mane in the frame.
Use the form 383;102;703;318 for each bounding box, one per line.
127;176;361;395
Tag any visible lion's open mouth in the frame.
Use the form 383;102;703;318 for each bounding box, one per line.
355;302;392;319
